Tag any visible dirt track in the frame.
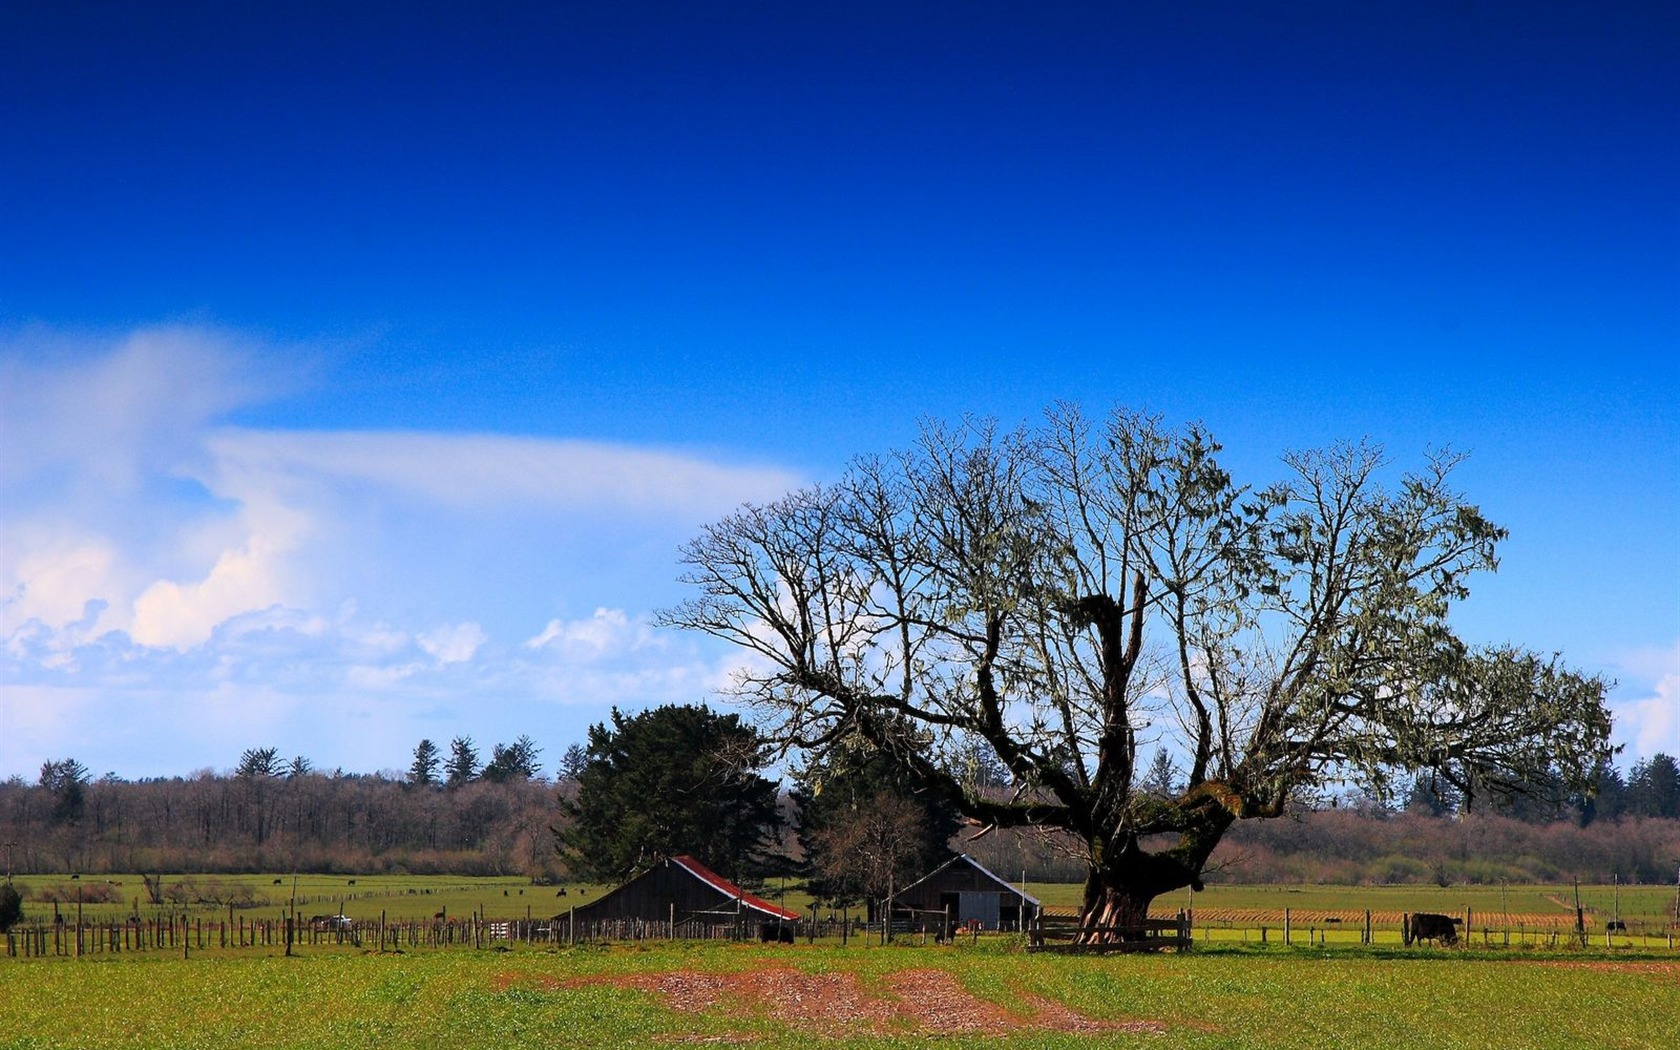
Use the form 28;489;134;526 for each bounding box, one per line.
497;966;1176;1039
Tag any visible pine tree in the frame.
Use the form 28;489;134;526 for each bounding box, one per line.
559;704;782;883
482;735;542;783
409;739;441;786
446;736;479;787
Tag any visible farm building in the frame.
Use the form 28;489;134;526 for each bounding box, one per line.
572;855;801;929
889;854;1041;931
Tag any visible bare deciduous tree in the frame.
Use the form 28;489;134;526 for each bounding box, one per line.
660;406;1613;939
806;790;929;907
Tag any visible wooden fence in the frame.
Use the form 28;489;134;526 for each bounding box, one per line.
1028;912;1192;953
3;913;559;958
1181;907;1680;951
8;906;1677;959
1;912;851;958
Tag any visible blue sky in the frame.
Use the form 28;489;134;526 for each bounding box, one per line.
2;2;1676;780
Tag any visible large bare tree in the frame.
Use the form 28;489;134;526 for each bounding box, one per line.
660;406;1612;938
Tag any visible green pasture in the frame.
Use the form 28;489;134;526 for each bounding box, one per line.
1027;880;1680;922
4;874;615;925
2;940;1677;1049
9;873;1676;930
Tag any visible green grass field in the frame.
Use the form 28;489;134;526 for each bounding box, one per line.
2;940;1677;1049
4;873;615;926
14;873;1676;925
1027;880;1680;921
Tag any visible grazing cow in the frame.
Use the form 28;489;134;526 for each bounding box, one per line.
1405;912;1462;946
758;922;795;944
1606;920;1627;932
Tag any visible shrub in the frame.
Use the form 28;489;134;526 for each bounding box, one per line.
0;883;22;931
33;882;122;905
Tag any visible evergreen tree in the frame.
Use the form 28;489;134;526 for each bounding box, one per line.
557;743;588;781
38;758;90;825
1576;757;1626;826
235;748;282;779
1141;748;1179;798
409;739;441;786
446;736;479;787
559;704;782;883
482;735;543;783
1404;772;1461;817
1628;753;1680;819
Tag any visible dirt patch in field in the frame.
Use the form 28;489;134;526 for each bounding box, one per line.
499;966;1171;1039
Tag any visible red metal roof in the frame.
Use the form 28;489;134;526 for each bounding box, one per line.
672;855;801;921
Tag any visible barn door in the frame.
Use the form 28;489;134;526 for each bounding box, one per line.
957;892;1000;930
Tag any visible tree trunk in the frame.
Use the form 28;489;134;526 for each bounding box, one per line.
1078;879;1158;944
1073;822;1223;944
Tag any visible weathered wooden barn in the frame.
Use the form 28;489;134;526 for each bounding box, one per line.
572;855;801;928
890;854;1040;931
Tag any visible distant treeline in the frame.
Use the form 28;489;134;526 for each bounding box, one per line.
2;766;563;879
7;748;1679;886
960;808;1680;888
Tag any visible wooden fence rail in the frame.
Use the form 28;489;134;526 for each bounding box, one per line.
7;908;1677;959
1028;913;1192;953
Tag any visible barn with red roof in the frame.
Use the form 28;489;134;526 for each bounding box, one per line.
571;855;801;929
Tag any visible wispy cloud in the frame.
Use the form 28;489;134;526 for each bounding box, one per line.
0;324;298;492
205;428;798;519
0;325;802;777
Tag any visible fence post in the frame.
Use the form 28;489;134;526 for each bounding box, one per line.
1364;910;1372;946
1283;909;1290;946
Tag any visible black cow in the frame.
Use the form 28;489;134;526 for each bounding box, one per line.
1405;912;1462;946
758;922;796;944
1606;920;1627;932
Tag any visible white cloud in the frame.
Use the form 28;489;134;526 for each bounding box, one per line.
1609;639;1680;762
202;427;798;519
0;530;126;638
0;325;804;777
129;499;312;649
0;324;294;492
526;607;645;655
417;622;487;665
